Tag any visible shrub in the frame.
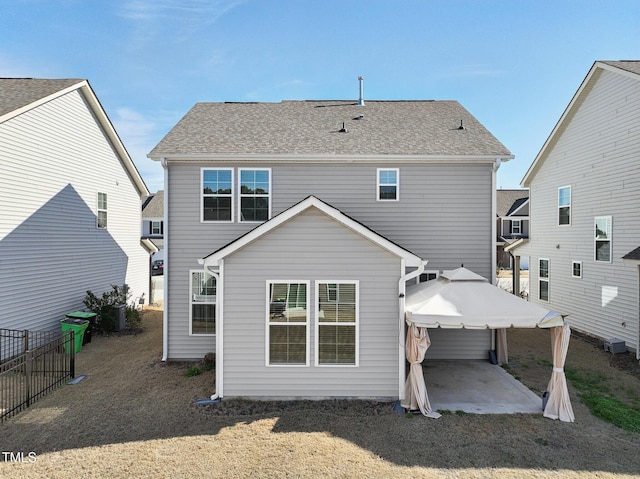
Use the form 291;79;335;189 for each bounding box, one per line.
84;284;135;334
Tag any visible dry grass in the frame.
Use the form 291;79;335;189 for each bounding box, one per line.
1;309;639;478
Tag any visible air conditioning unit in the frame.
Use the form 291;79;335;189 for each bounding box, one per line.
113;304;127;332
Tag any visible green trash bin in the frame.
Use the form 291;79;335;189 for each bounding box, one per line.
61;318;90;354
66;311;97;345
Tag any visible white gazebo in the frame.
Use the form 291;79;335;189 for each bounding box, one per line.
402;267;574;422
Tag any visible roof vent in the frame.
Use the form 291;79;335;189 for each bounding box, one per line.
339;122;347;133
357;76;364;106
457;120;465;130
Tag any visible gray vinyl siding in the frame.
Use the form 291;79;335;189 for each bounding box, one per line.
424;328;491;360
221;208;402;399
0;89;148;333
521;68;640;353
165;161;494;360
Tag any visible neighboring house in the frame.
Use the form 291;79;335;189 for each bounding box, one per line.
508;61;640;359
148;94;513;400
496;189;529;270
142;190;164;260
0;78;153;333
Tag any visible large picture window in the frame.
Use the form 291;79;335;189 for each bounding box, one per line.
202;169;233;222
240;169;270;222
267;282;308;365
190;270;216;335
558;186;571;225
317;281;358;365
539;259;549;302
377;168;399;201
595;216;612;262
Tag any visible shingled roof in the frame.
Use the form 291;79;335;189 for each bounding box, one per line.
0;78;84;120
497;189;529;217
149;100;513;159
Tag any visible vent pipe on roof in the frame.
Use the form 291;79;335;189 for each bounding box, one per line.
358;76;364;106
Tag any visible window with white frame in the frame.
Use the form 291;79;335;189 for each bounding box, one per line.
419;270;439;283
595;216;612;262
268;282;308;365
512;219;521;235
190;270;216;335
151;221;162;235
377;168;399;201
539;259;549;302
97;192;107;229
558;186;571;225
317;281;358;365
202;169;233;222
240;169;270;222
572;261;582;278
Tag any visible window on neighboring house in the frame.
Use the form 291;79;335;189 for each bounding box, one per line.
151;221;162;235
377;168;399;201
190;270;216;335
558;186;571;225
268;282;308;365
512;219;521;235
595;216;612;262
317;281;358;365
539;259;549;302
572;261;582;278
240;169;270;222
202;169;233;222
97;192;107;229
419;271;439;283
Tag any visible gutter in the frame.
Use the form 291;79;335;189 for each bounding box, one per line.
397;259;428;400
161;158;169;362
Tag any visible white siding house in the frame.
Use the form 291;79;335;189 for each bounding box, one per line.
148;94;513;400
0;79;152;333
508;61;640;358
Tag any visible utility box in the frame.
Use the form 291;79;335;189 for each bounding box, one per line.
113;304;127;332
603;338;626;354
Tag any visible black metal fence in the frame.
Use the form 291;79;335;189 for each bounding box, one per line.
0;328;75;422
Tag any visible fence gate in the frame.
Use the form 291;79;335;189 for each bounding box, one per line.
0;328;75;422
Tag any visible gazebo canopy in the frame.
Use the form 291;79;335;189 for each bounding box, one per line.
405;267;564;329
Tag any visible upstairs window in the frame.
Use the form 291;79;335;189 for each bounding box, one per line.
595;216;612;262
558;186;571;225
539;258;549;302
512;219;522;235
202;169;233;222
97;192;108;229
317;282;358;365
240;169;270;222
191;270;216;335
377;168;399;201
151;221;162;235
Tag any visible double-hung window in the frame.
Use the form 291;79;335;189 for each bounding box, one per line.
190;270;216;335
558;186;571;225
240;169;270;222
539;259;549;302
267;282;309;365
572;261;582;278
595;216;612;262
317;281;358;365
377;168;399;201
97;192;107;229
202;169;233;222
151;221;162;235
512;219;521;235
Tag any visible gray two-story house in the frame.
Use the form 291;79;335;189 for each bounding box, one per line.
496;189;529;270
148;96;513;400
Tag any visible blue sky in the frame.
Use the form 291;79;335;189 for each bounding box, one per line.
2;0;639;193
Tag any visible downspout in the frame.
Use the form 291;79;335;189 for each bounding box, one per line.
161;158;169;362
491;158;502;357
397;259;428;400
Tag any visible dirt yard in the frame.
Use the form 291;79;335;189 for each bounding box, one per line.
1;309;639;478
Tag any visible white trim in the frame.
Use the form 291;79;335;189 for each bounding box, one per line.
162;159;169;361
216;261;224;397
508;197;530;216
201;167;234;223
266;280;310;367
97;191;108;229
189;269;217;336
558;185;571;226
376;168;400;202
200;196;423;267
539;258;550;302
151;153;515;163
572;260;582;279
315;280;359;367
238;167;272;223
594;215;613;263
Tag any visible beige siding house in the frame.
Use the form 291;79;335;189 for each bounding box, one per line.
0;79;152;333
508;61;640;358
148;95;513;400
